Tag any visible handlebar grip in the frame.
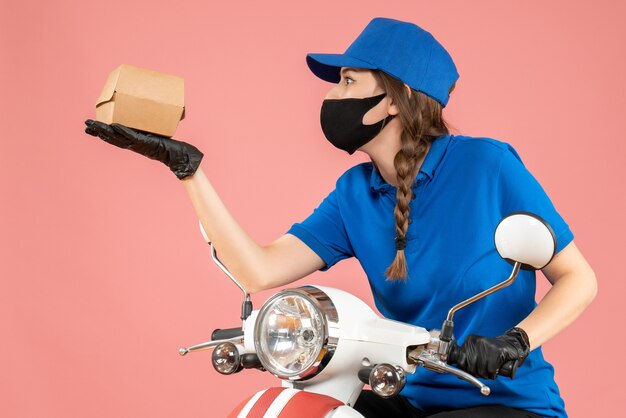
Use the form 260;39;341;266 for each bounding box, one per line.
499;360;519;379
211;327;244;341
446;342;458;365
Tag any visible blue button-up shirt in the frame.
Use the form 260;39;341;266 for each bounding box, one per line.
287;133;573;417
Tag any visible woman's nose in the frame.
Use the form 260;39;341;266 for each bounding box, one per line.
324;86;341;100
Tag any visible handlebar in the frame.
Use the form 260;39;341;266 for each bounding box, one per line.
446;343;519;379
212;327;245;341
498;359;518;378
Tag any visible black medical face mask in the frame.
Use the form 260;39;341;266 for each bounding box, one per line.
320;92;396;155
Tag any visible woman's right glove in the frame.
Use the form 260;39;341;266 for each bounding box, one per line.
84;119;204;180
446;327;530;380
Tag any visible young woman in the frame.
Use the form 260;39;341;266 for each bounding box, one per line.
84;17;596;418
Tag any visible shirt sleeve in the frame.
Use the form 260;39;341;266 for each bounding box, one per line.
286;187;355;271
497;145;575;254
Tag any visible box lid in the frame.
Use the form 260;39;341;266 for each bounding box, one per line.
95;64;184;110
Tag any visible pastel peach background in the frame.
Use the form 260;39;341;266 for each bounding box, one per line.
1;1;624;417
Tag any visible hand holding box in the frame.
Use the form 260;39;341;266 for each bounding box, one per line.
84;120;203;180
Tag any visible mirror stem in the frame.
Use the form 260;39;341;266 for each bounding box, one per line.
447;262;521;322
200;221;252;328
440;262;521;343
209;242;253;329
210;242;248;299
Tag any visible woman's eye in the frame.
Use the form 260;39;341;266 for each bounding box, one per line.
343;76;354;85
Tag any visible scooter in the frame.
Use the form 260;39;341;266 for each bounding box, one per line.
179;212;557;417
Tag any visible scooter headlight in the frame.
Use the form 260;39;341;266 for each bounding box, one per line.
254;286;338;380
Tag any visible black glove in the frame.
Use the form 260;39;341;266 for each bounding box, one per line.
447;327;530;380
84;119;204;180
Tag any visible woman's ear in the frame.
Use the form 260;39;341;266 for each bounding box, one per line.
386;84;411;116
387;98;400;116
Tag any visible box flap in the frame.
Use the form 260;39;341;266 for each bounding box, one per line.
115;64;184;107
95;65;123;107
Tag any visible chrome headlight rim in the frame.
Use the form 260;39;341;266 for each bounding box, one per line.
253;286;339;381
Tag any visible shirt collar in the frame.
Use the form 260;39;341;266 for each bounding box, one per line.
369;133;452;193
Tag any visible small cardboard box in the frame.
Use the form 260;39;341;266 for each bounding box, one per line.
95;64;185;137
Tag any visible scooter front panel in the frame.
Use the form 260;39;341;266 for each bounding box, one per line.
228;387;345;418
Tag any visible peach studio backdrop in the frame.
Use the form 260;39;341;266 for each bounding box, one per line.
1;1;624;417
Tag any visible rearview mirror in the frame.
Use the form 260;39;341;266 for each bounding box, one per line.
494;212;557;270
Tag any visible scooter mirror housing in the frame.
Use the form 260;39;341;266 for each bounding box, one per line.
494;212;557;271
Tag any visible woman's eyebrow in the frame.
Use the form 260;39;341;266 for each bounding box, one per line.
340;67;365;76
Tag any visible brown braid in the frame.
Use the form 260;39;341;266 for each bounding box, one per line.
372;71;456;281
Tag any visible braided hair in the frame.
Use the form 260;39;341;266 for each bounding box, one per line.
372;70;456;281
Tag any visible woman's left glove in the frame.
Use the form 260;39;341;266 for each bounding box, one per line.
447;327;530;379
84;119;204;180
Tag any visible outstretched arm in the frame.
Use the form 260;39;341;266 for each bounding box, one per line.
181;167;325;292
84;120;325;292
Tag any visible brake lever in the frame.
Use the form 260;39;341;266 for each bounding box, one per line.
408;349;490;396
179;335;244;356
